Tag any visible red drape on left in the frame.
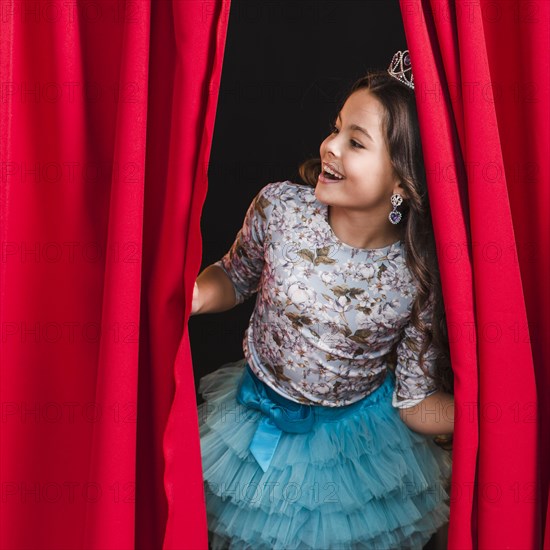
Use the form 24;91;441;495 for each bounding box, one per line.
0;1;229;548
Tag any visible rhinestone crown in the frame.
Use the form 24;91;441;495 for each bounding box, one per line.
387;50;414;90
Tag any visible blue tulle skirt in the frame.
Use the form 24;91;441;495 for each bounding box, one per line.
198;359;452;550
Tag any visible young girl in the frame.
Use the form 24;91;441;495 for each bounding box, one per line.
192;51;454;550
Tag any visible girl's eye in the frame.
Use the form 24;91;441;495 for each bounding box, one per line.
329;124;363;149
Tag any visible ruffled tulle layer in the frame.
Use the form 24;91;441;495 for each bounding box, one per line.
198;359;452;550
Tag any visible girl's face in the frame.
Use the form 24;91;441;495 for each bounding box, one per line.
315;90;405;214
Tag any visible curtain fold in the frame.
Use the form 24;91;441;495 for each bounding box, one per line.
0;1;229;548
400;1;549;548
160;1;230;548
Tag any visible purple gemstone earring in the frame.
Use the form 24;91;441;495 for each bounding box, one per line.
388;194;403;224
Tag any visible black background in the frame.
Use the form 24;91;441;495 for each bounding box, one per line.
190;0;407;383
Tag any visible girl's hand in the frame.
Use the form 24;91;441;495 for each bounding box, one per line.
191;281;201;315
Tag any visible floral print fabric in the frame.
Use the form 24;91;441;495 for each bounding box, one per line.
214;181;439;408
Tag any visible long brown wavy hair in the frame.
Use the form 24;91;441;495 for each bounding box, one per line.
298;70;453;395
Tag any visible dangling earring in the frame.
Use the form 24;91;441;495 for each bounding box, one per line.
388;194;403;224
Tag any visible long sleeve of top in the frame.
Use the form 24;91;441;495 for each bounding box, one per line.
214;187;269;305
214;181;440;409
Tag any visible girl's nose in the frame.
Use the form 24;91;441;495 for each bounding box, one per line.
324;135;340;158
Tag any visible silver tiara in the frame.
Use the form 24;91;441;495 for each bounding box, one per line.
387;50;414;90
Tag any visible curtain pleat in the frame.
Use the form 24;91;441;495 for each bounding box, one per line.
160;1;230;548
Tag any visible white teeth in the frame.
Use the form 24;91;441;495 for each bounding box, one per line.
324;164;344;179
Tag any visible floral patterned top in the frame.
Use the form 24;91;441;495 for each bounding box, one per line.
214;181;439;408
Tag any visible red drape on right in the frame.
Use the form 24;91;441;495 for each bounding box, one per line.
400;1;549;549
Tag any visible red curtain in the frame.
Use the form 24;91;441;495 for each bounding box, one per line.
400;1;549;548
0;1;229;549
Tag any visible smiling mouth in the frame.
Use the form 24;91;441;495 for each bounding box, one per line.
321;163;345;180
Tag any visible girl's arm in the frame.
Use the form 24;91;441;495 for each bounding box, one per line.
398;390;454;435
191;264;238;315
392;294;454;435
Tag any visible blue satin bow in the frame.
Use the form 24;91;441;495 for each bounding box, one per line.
236;363;315;473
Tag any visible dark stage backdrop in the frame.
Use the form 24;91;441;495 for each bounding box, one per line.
190;0;406;382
